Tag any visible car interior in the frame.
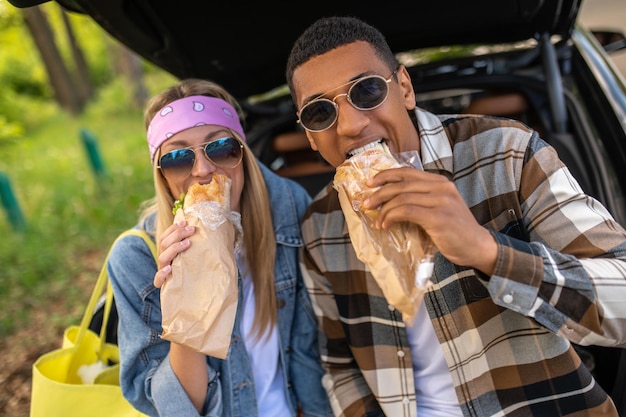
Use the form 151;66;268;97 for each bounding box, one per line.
247;30;626;228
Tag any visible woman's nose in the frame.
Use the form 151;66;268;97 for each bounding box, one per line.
190;149;217;177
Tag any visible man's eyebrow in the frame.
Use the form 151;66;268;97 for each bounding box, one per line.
301;71;371;105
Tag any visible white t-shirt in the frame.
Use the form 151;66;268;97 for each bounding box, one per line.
405;302;464;417
239;257;291;416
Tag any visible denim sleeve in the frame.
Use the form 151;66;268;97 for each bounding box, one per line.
290;276;334;417
152;354;223;417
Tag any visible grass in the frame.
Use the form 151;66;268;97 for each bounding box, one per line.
0;72;177;337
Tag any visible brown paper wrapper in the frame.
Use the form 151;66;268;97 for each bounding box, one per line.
160;201;241;359
334;147;435;324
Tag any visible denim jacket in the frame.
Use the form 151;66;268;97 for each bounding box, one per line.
108;162;332;417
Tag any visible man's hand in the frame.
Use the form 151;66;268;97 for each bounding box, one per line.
364;167;497;275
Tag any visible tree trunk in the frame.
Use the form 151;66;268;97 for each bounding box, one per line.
110;42;149;109
21;6;82;114
61;9;93;105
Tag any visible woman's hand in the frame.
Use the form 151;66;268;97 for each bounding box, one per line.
153;221;195;288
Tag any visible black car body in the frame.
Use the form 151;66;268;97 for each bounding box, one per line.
9;0;626;413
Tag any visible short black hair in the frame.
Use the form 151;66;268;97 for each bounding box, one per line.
285;16;398;102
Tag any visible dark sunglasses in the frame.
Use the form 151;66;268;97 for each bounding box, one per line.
157;137;243;180
297;68;398;132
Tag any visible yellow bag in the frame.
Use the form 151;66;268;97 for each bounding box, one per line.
29;229;155;417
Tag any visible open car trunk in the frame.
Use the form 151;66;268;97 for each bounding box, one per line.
8;0;580;99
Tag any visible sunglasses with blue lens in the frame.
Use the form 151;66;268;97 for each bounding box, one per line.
157;137;244;180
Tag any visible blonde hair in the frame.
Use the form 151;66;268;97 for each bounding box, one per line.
139;78;277;340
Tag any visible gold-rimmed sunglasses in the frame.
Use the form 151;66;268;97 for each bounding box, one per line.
157;136;243;180
297;68;398;132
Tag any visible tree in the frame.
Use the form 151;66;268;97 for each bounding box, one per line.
60;8;93;104
21;5;83;114
14;2;148;114
108;41;148;109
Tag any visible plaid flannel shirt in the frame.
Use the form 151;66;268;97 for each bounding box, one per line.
300;108;626;417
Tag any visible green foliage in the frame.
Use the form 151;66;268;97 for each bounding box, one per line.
0;114;23;144
62;8;116;87
0;56;51;98
0;86;56;134
0;74;170;336
0;1;181;337
0;5;53;101
0;2;116;134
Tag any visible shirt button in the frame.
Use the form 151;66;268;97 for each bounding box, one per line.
397;350;405;358
388;304;395;311
503;294;514;304
403;397;410;404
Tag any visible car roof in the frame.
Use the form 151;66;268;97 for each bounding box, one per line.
8;0;582;99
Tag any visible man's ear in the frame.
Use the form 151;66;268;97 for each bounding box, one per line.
397;65;416;110
306;131;319;151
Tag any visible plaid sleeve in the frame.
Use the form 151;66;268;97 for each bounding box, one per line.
488;133;626;347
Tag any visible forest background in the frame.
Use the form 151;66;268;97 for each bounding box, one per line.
0;2;177;416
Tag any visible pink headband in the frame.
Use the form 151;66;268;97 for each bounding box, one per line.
147;95;246;163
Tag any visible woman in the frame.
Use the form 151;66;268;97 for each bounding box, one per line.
107;78;331;417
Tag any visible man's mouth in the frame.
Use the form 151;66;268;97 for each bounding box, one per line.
346;139;385;159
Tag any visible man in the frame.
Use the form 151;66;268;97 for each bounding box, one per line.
285;16;626;417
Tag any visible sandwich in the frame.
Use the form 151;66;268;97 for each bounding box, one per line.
333;142;434;323
334;141;404;221
160;173;241;358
